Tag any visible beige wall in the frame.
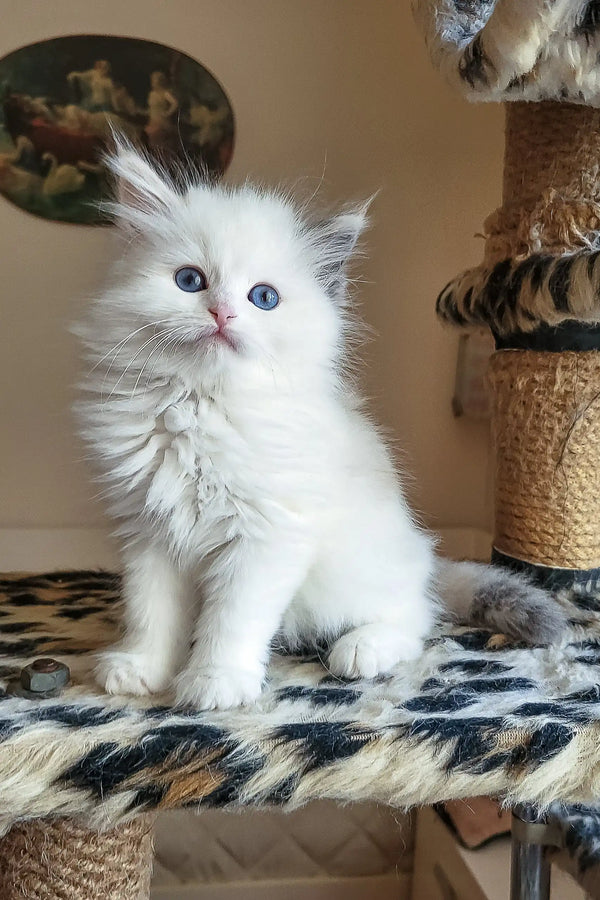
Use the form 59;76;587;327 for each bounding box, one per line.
0;0;503;537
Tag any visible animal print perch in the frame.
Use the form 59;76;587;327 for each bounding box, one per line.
436;250;600;335
1;569;600;875
412;0;600;105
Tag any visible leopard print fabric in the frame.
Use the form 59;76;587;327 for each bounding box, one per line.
0;569;599;887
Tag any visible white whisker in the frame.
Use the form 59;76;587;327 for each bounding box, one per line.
102;328;175;404
87;319;171;378
142;328;190;399
130;326;190;400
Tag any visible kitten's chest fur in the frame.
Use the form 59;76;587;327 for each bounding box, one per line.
110;378;333;555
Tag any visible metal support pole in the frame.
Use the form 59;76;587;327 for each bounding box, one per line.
510;803;562;900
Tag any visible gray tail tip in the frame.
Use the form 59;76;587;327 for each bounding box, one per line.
472;578;569;646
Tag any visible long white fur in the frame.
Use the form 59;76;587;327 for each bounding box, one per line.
76;142;564;710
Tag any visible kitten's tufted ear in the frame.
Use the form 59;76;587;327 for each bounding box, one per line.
103;135;177;229
313;201;371;303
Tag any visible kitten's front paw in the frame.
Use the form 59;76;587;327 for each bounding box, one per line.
96;649;170;696
327;624;423;679
175;666;264;710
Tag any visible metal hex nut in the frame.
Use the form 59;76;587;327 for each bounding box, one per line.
20;659;70;694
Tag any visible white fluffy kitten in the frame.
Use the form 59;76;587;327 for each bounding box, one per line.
75;143;565;709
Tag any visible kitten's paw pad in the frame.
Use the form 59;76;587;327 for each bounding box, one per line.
96;650;169;696
327;625;423;680
175;666;263;710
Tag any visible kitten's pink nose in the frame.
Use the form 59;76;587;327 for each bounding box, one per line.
209;305;237;329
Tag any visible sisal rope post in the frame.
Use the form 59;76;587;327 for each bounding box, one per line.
487;102;600;583
490;351;600;570
485;102;600;265
0;815;156;899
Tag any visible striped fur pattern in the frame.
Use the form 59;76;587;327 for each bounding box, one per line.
413;0;600;105
436;250;600;334
1;568;600;884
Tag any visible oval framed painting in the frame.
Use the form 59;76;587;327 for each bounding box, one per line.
0;35;234;224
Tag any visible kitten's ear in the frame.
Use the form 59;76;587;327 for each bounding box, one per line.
103;134;177;229
313;200;372;303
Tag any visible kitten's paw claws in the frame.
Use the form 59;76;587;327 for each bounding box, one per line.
327;624;423;679
96;650;170;696
175;666;263;710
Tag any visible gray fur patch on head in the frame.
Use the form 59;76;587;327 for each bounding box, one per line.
470;570;569;646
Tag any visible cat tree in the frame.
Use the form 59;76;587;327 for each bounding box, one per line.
414;0;600;896
2;4;600;899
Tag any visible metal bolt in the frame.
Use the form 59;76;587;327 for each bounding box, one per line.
31;658;61;673
19;658;70;695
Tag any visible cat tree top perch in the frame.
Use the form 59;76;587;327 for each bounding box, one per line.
4;2;600;897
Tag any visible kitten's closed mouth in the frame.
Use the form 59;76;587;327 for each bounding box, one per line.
207;329;238;350
184;328;238;351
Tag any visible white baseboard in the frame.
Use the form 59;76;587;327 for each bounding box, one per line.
0;526;492;572
151;873;410;900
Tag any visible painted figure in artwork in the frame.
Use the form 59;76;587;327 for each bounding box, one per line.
145;72;179;148
67;60;115;112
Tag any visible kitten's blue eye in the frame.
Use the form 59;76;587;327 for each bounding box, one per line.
248;283;280;310
174;267;207;292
